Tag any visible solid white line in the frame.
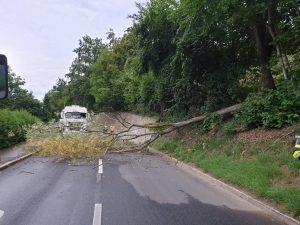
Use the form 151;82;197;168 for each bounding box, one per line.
92;204;102;225
0;210;4;225
98;159;103;174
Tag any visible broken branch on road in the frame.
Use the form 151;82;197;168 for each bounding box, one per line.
26;104;240;161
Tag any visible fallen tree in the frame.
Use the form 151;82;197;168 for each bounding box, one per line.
26;104;241;161
86;104;241;152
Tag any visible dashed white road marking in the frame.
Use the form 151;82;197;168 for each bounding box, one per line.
96;174;102;183
92;204;102;225
0;210;4;225
98;159;103;174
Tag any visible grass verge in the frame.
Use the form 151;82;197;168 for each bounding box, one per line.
152;136;300;217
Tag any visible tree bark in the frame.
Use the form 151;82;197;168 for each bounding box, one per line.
254;22;276;89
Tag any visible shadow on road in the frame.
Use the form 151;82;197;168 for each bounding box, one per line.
101;155;283;225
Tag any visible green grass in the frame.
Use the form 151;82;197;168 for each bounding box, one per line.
152;137;300;216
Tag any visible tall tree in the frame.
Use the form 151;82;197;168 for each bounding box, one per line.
0;69;44;119
66;35;105;108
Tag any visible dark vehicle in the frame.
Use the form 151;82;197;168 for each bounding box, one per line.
0;54;8;99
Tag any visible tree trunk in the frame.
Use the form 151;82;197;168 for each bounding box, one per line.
100;104;241;152
292;0;300;16
267;2;290;80
267;25;288;80
254;23;276;89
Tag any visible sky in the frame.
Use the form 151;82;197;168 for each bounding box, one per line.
0;0;144;100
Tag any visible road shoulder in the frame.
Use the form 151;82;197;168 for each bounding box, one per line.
149;147;300;225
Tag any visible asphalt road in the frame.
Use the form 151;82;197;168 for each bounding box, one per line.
0;145;25;164
0;153;284;225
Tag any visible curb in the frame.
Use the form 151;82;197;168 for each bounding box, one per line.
149;147;300;225
0;152;34;171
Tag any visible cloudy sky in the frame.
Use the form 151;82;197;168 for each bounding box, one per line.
0;0;144;100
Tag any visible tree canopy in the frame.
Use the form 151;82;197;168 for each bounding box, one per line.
0;69;46;120
44;0;300;119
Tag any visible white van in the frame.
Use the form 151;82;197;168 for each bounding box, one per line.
59;105;89;133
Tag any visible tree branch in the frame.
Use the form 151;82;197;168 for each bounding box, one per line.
101;104;241;153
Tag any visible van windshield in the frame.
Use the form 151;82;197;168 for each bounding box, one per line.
65;112;86;119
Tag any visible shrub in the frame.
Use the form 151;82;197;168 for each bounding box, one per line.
236;81;300;129
222;121;237;136
198;113;222;133
0;109;39;149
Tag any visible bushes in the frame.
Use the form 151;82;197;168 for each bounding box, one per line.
0;109;39;149
236;81;300;129
198;113;222;133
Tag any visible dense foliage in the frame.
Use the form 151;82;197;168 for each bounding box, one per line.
44;0;300;127
0;109;39;148
236;81;300;129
